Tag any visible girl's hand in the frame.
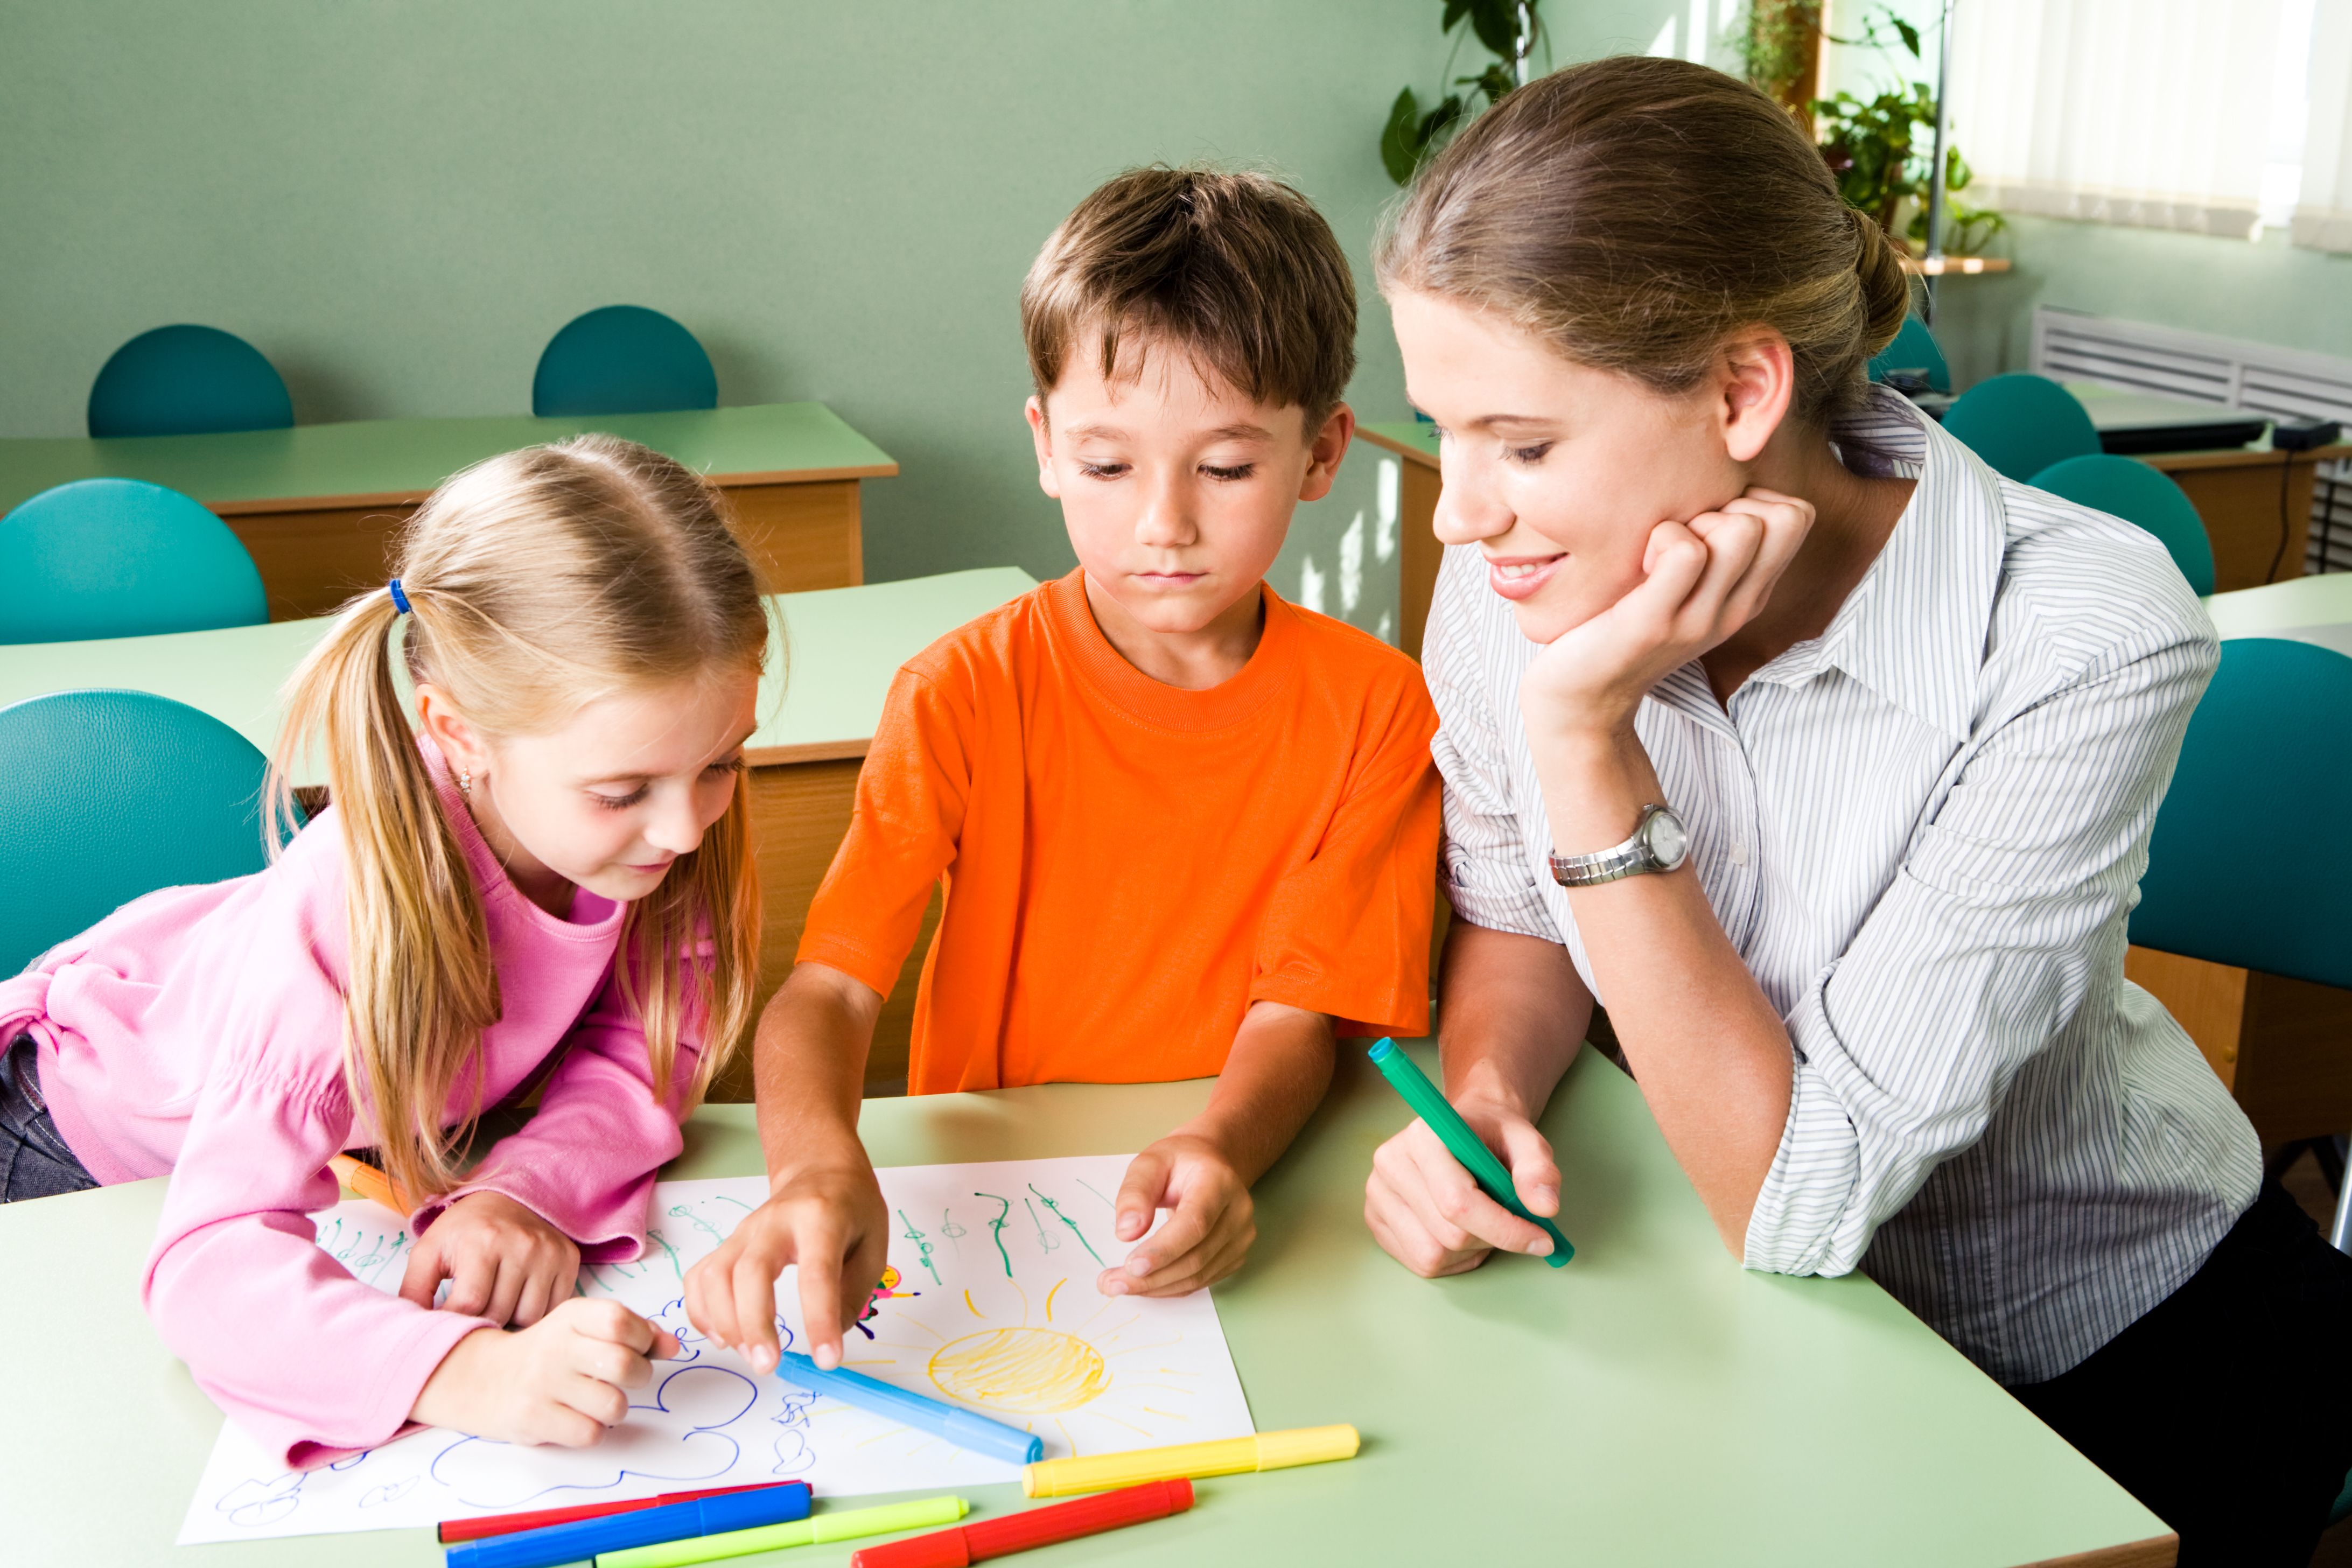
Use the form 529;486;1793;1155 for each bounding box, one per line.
400;1190;580;1327
410;1298;680;1446
1101;1134;1257;1299
1518;488;1814;742
1364;1096;1561;1277
682;1156;890;1376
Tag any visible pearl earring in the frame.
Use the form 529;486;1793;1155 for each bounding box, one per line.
459;768;473;796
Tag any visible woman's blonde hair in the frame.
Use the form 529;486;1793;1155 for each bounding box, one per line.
1376;55;1914;425
267;435;769;1202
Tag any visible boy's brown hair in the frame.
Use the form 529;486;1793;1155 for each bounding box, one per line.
1021;165;1358;427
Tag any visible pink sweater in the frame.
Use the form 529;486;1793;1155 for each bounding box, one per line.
0;757;701;1468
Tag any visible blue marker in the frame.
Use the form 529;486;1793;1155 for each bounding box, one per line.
444;1484;809;1568
772;1350;1044;1465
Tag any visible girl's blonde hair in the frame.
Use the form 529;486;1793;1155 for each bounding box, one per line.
1376;55;1914;425
268;435;769;1202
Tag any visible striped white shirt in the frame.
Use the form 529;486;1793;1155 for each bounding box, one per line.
1425;384;2261;1385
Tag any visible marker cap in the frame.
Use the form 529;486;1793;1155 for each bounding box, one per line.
1250;1424;1360;1470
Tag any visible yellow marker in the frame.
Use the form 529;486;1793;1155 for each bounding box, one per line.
1021;1424;1360;1497
330;1153;411;1214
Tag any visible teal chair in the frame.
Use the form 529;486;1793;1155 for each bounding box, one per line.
0;690;275;977
0;479;267;645
87;325;293;439
1942;373;2102;482
531;306;718;418
1868;316;1951;395
2032;453;2216;595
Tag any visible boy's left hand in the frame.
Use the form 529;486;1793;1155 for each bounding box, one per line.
401;1190;581;1327
1100;1134;1256;1298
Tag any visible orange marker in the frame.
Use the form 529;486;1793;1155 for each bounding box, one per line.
330;1153;411;1213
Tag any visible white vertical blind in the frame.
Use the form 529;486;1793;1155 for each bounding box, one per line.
1946;0;2288;238
2295;0;2352;250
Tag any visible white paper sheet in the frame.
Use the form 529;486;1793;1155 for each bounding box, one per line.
178;1156;1255;1543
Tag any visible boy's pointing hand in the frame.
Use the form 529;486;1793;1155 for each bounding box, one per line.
1100;1134;1256;1298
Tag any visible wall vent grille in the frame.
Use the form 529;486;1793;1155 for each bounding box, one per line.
2032;307;2352;573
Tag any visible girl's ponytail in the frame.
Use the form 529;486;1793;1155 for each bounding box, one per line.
1849;207;1916;365
269;584;498;1203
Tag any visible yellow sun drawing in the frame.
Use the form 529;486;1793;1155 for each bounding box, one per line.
849;1273;1203;1457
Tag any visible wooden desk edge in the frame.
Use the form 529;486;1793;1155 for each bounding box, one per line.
1357;426;1439;469
2136;442;2352;474
203;463;900;516
746;736;871;767
2014;1532;2177;1568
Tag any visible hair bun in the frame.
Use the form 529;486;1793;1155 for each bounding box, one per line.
1850;210;1915;360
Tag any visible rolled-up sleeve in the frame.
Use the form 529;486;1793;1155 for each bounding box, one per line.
1425;546;1559;942
1744;629;2217;1277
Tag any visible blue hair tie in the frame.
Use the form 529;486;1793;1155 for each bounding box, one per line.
387;578;411;614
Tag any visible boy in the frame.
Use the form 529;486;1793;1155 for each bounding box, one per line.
684;167;1440;1373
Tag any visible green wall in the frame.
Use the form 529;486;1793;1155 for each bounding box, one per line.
1;0;1681;613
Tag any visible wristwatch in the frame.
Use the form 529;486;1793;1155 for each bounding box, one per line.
1548;803;1690;887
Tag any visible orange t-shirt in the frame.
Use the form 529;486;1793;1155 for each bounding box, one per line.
798;569;1441;1094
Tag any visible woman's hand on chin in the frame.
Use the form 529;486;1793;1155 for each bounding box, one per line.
1517;488;1814;744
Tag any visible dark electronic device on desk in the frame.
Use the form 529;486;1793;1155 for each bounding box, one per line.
2265;419;2343;582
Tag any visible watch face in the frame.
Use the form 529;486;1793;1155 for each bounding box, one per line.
1643;809;1689;869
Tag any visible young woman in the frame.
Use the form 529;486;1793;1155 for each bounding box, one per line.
0;436;767;1467
1361;55;2352;1562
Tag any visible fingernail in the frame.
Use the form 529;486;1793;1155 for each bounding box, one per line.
751;1346;774;1372
1126;1256;1153;1277
814;1346;838;1371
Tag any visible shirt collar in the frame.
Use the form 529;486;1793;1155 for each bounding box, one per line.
1751;383;2006;744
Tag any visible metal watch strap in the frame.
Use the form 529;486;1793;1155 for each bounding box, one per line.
1549;803;1672;888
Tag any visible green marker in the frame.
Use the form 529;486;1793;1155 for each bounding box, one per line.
595;1495;969;1568
1367;1037;1573;1268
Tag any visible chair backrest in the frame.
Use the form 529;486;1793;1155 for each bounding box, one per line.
0;690;275;977
2130;637;2352;989
531;306;718;418
0;479;268;645
1867;316;1952;395
87;325;294;440
2031;453;2217;596
1942;373;2103;482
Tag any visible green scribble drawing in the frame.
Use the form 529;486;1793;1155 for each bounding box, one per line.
714;1194;753;1213
647;1229;685;1284
941;1208;966;1255
898;1209;943;1286
1028;1185;1105;1265
668;1203;725;1249
974;1192;1014;1277
1076;1179;1116;1212
1025;1196;1059;1254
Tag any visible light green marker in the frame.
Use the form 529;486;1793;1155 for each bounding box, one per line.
594;1495;969;1568
1367;1037;1573;1267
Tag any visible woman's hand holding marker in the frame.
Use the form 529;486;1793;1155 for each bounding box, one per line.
1101;1133;1258;1299
400;1189;581;1327
411;1298;678;1447
1516;488;1815;743
682;1152;891;1375
1364;1091;1562;1277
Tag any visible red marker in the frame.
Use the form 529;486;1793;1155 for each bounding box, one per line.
436;1481;809;1544
849;1478;1193;1568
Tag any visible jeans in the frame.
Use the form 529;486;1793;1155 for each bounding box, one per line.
0;1035;96;1202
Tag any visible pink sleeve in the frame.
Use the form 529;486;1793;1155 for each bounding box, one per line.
420;959;697;1263
145;1065;490;1470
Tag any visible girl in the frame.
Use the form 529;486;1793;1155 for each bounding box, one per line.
1361;56;2352;1562
0;435;767;1467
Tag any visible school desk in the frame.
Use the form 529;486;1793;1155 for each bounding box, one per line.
2122;571;2352;1144
0;566;1037;1094
0;403;895;621
0;1042;2173;1567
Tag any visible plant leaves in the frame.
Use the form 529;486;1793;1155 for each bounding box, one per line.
1893;17;1920;56
1381;87;1424;186
1442;0;1473;34
1467;0;1522;59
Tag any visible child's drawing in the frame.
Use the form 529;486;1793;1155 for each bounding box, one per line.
177;1156;1255;1544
